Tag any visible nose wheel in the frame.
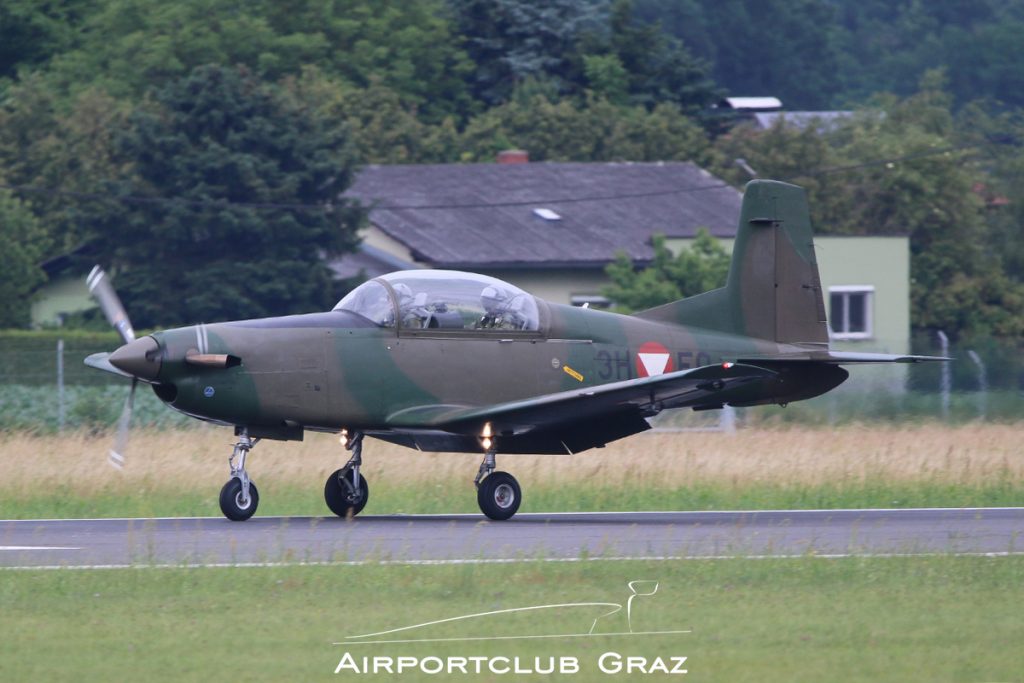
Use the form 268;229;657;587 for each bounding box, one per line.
220;478;260;521
219;430;260;521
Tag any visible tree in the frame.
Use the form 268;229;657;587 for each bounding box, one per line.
447;0;609;105
598;0;720;114
0;190;50;327
448;0;720;112
634;0;841;109
83;64;363;328
42;0;474;122
709;73;1024;341
0;0;94;81
602;231;729;312
459;90;710;162
286;68;462;164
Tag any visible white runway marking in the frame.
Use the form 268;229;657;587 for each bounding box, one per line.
1;506;1021;524
3;508;1021;570
3;551;1023;572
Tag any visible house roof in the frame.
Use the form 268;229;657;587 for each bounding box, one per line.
328;243;420;281
343;162;743;268
753;111;854;132
718;97;783;111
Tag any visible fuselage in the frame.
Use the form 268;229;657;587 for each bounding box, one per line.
138;298;838;447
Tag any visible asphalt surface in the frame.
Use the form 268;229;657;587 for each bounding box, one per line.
2;508;1022;569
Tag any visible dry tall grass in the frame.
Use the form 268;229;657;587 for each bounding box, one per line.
1;423;1020;499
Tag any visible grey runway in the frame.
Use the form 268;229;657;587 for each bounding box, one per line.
2;508;1023;569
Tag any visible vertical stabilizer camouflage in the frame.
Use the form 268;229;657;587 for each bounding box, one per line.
637;180;828;345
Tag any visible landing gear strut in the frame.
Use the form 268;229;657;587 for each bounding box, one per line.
474;444;521;521
324;430;370;518
219;430;260;521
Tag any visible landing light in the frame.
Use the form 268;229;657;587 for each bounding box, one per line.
339;429;349;448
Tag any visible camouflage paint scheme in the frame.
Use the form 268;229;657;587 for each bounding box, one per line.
91;180;939;456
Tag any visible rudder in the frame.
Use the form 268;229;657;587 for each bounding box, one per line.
636;180;828;345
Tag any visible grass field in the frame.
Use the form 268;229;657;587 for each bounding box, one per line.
2;556;1022;682
0;422;1021;518
3;424;1021;681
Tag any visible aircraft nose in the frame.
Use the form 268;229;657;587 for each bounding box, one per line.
108;336;162;380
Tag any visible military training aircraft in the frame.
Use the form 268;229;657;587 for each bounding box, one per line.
85;180;946;522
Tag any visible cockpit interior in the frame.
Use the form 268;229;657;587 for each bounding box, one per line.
334;270;541;332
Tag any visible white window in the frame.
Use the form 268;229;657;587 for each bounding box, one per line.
829;286;874;339
570;294;611;310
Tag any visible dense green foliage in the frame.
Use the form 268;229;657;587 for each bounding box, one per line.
82;64;362;327
636;0;1024;110
0;0;1022;347
710;73;1024;342
0;191;50;327
603;231;730;312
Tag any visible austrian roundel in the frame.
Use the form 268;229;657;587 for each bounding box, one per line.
635;341;675;377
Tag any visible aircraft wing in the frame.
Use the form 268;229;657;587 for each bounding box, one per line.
386;363;776;436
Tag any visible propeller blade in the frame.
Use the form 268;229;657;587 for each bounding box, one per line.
87;265;135;344
109;378;137;470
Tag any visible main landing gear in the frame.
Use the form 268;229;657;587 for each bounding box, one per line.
324;430;370;518
215;427;520;522
219;430;260;521
474;443;521;521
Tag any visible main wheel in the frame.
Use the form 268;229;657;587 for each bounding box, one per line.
477;471;521;521
219;477;259;521
324;468;369;518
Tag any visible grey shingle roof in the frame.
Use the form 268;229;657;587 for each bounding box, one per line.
752;111;854;132
343;162;742;268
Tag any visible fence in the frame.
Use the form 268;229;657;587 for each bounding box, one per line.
0;332;190;432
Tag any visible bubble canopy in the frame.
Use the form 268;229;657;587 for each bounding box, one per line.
334;270;541;332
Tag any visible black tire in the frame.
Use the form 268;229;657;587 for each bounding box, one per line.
324;468;370;518
477;471;521;521
219;477;259;521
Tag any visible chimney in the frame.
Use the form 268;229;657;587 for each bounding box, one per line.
496;149;529;164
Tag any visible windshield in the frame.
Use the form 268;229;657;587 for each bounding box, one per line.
333;280;395;327
334;270;540;332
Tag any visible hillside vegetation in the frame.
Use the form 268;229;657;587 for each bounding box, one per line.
1;1;1022;356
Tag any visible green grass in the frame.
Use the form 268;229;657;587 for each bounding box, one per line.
2;480;1023;520
0;384;192;432
1;556;1022;682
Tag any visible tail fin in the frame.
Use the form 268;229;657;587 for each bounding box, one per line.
636;180;828;345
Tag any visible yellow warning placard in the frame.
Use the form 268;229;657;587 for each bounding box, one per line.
563;365;584;382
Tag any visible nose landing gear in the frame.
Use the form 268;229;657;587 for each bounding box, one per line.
219;430;260;521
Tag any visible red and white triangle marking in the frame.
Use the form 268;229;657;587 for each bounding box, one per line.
635;341;674;377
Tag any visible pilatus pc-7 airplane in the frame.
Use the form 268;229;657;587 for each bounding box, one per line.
85;180;944;521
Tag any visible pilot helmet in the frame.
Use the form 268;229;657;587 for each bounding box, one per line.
393;282;414;306
481;285;507;312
